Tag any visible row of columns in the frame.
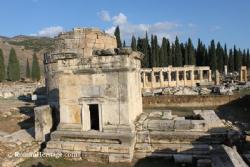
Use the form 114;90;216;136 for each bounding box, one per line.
142;69;212;88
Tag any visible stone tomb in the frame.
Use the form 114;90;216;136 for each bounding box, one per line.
44;28;143;162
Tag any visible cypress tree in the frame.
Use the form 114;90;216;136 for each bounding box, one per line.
203;45;208;66
154;35;160;67
186;38;195;65
174;36;183;67
223;44;228;66
137;37;143;52
233;46;242;71
114;26;122;48
150;35;158;67
247;49;250;68
209;40;216;73
7;48;20;81
242;49;247;66
142;32;150;68
26;58;31;78
216;42;224;72
0;49;5;81
131;35;137;51
196;39;202;66
31;53;41;81
165;38;171;66
180;43;186;66
228;49;234;72
171;43;175;66
237;48;242;70
160;37;169;67
123;40;126;47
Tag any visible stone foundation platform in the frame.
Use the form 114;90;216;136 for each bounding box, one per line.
44;130;136;163
43;110;240;163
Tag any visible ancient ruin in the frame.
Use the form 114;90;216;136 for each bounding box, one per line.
141;66;212;89
34;28;248;165
43;28;143;162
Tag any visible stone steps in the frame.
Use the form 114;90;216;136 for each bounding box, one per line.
136;131;227;144
135;143;211;155
45;130;135;163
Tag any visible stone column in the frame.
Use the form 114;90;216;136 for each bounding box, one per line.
208;70;212;82
151;70;155;88
224;65;228;75
160;70;164;87
168;70;171;87
176;70;179;86
215;70;220;85
142;72;146;88
245;69;248;81
184;70;187;86
199;70;203;80
191;70;194;86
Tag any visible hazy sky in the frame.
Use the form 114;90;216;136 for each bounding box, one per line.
0;0;249;49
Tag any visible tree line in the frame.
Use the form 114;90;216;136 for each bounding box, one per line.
114;26;250;73
0;48;41;82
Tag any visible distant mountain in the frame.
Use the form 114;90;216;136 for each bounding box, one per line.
0;35;55;78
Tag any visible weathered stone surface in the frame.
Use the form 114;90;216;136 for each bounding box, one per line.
100;49;116;56
115;47;133;55
162;110;172;119
174;120;192;130
149;111;163;118
193;110;224;129
147;120;174;131
34;105;53;142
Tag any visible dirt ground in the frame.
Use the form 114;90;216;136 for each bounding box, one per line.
0;98;35;133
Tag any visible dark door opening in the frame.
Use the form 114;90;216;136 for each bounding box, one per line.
89;104;100;130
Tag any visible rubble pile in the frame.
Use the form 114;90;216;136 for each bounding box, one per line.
142;81;250;97
143;86;212;96
0;82;44;99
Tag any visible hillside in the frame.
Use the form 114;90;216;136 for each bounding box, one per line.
0;35;55;78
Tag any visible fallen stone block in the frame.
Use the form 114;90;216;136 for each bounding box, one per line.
34;105;53;142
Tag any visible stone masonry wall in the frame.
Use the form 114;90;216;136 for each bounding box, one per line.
143;94;241;108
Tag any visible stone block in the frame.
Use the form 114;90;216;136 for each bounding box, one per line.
174;120;192;130
136;131;150;143
135;143;152;152
81;152;109;163
190;120;207;131
46;141;62;149
147;120;174;131
109;153;132;163
162;110;173;119
108;145;130;154
85;145;102;152
196;110;224;129
61;141;75;150
149;111;163;118
34;105;53;142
